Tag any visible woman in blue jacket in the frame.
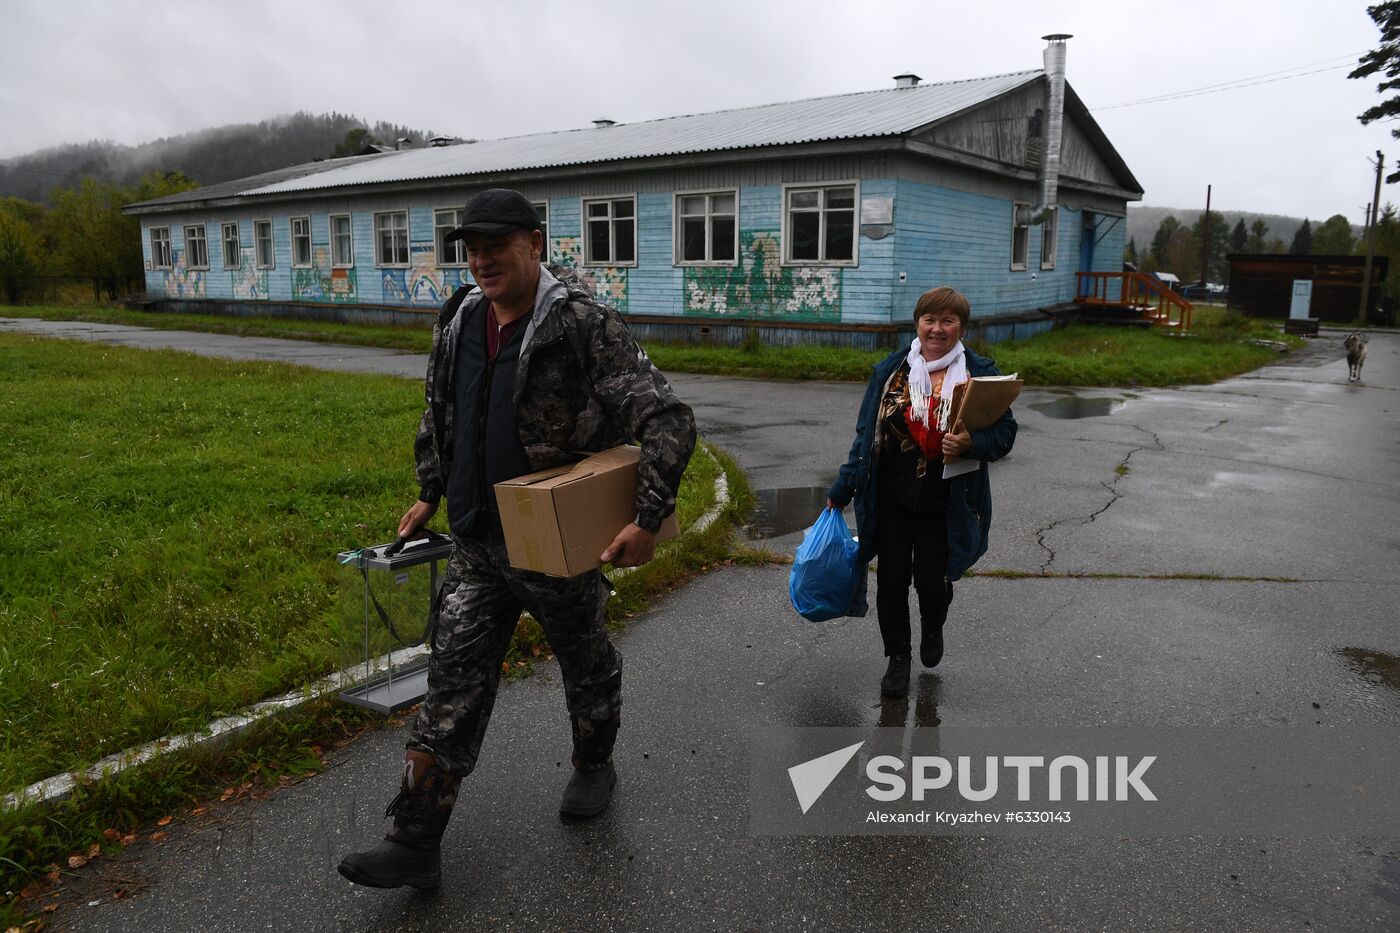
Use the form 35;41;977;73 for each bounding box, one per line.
827;287;1017;698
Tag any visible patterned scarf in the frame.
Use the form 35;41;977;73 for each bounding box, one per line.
905;337;967;434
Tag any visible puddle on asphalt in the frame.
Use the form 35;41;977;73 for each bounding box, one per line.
876;674;943;727
1029;396;1126;419
1335;646;1400;696
746;486;831;539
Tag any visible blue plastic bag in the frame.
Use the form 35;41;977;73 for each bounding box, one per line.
788;507;861;622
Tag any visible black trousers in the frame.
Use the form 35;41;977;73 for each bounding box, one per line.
875;503;952;657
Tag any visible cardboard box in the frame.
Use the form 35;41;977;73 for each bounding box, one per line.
494;445;680;577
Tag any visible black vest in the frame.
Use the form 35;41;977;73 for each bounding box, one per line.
446;301;533;539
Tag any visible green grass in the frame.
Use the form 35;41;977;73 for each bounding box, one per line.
645;342;886;381
2;300;1304;391
0;333;722;797
1;303;435;353
968;306;1304;387
0;331;741;914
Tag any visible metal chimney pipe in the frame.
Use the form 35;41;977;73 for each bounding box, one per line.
1019;33;1071;226
893;73;922;89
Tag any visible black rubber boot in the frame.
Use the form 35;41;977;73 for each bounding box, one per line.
880;653;911;699
338;749;460;890
559;760;617;819
919;582;954;669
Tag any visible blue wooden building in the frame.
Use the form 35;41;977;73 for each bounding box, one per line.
125;38;1141;346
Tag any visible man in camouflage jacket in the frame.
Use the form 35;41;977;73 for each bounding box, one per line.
340;189;695;892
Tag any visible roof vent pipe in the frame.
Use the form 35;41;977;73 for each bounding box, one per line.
592;119;616;129
1018;33;1071;227
893;73;922;88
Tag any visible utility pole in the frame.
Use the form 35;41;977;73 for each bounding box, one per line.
1360;150;1383;325
1200;185;1212;287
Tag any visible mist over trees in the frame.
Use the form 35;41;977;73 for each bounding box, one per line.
0;112;436;203
0;113;438;304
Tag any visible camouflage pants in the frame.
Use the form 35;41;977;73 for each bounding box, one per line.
408;531;621;777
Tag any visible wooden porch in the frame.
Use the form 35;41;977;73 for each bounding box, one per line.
1075;272;1193;330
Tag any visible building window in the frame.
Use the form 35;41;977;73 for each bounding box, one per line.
183;224;209;270
330;214;353;268
290;216;312;268
785;184;856;264
150;226;172;270
675;191;737;265
221;222;241;269
254;220;274;269
433;208;465;266
1011;202;1030;271
375;211;409;266
1040;209;1058;270
533;201;549;261
583;197;636;265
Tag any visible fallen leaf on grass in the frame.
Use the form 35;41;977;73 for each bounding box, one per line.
67;854;87;869
119;834;137;846
86;843;100;858
191;806;206;816
102;828;120;841
41;905;57;914
148;831;168;843
156;816;172;827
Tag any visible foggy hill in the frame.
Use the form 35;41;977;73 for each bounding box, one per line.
0;113;439;202
1127;205;1364;251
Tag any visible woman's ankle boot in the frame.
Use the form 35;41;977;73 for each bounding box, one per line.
919;582;954;668
880;653;911;698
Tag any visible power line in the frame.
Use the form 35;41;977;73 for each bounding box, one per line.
1097;52;1366;111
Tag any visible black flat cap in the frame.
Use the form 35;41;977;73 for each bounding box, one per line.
444;188;543;242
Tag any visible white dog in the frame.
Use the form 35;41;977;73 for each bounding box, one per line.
1344;332;1368;383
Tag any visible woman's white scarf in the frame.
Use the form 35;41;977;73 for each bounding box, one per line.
905;337;967;432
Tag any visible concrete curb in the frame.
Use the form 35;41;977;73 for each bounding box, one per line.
2;444;733;813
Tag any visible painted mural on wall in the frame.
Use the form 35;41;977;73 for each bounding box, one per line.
381;245;472;307
231;247;269;300
551;236;629;313
292;246;358;303
163;249;205;300
682;231;841;321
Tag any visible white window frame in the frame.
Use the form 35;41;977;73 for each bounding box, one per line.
374;210;409;267
183;223;209;270
289;215;312;269
329;213;354;269
150;226;172;270
221;222;240;269
673;188;739;267
1011;202;1030;271
254;219;274;269
433;207;466;266
781;182;859;266
1039;208;1058;270
582;195;638;267
532;201;550;262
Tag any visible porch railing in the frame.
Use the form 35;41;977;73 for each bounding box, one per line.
1075;272;1193;330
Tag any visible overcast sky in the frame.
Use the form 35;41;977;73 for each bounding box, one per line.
0;0;1392;223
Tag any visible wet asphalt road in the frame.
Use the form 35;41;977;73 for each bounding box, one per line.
5;318;1399;931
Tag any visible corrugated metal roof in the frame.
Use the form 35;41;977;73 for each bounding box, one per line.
242;70;1042;197
125;152;395;211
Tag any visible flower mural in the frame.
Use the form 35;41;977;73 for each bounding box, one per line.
682;231;841;321
551;236;629;312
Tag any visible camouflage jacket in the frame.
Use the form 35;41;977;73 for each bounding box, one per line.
414;264;697;533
